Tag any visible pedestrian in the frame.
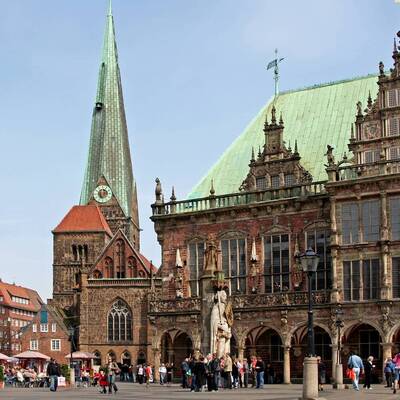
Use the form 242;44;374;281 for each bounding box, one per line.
145;364;152;388
106;356;119;394
189;356;196;391
166;363;173;386
181;358;189;388
255;356;265;389
205;354;214;391
159;363;167;385
266;363;274;384
384;357;395;388
237;359;243;388
224;353;233;389
251;356;257;387
317;356;326;391
243;359;249;388
393;351;400;393
347;350;364;391
193;356;206;392
363;356;375;389
99;370;108;394
137;364;144;384
46;358;61;392
212;353;220;391
232;358;239;388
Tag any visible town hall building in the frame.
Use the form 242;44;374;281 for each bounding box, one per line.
51;2;400;383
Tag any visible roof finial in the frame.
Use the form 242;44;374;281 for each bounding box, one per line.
367;91;372;108
279;112;283;126
170;186;176;202
288;140;292;153
155;178;163;204
108;0;113;16
294;139;298;155
210;179;215;196
263;113;269;131
251;147;255;162
258;146;262;158
271;105;277;124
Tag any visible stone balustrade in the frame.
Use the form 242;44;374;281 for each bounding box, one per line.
335;160;400;181
152;181;327;216
148;297;202;314
87;278;162;287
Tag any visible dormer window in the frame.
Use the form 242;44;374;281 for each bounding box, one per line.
271;175;280;189
256;177;267;190
284;174;294;186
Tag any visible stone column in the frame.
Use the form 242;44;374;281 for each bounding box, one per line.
302;357;318;399
153;348;161;383
330;198;339;303
331;344;338;381
283;346;291;384
382;343;393;381
238;346;244;361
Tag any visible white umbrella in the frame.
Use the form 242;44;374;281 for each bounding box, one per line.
14;351;51;361
65;351;95;360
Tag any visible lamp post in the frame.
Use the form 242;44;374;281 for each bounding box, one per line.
297;248;320;400
68;327;75;385
333;307;345;389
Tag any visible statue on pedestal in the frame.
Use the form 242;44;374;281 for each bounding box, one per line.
210;289;233;358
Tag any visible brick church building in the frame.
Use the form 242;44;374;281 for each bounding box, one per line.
51;2;400;383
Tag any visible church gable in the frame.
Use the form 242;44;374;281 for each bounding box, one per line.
90;230;150;279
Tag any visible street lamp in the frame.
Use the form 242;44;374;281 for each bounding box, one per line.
333;307;345;390
297;248;320;400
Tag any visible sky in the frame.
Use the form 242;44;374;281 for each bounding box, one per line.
1;0;400;301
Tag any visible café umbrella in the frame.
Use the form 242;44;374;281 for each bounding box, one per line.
14;351;51;360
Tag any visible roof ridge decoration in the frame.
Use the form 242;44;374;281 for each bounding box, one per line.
79;2;137;223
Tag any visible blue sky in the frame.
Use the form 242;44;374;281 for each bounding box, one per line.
1;0;400;300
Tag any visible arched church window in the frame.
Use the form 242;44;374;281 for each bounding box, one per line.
105;257;114;278
107;299;132;342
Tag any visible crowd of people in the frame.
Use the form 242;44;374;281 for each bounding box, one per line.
180;353;277;392
3;365;49;388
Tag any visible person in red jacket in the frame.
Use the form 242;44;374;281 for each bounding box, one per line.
99;370;108;394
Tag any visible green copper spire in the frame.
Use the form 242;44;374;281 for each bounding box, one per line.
80;3;138;226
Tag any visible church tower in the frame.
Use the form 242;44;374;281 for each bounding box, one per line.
80;1;140;250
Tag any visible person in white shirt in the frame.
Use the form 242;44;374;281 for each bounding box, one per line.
159;363;167;385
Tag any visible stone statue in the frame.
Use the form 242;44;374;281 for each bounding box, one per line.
210;289;233;358
379;61;385;75
325;145;335;166
356;101;362;116
204;240;219;274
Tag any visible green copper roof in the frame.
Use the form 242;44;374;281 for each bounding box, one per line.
189;74;379;199
80;2;136;219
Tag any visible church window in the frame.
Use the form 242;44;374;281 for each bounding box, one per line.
341;203;359;244
343;259;379;301
115;240;126;278
388;89;399;107
188;242;205;296
306;229;331;290
284;173;294;186
263;234;290;293
256;177;267;190
390;197;400;240
107;299;132;342
362;200;380;242
388;117;400;136
363;150;380;164
271;175;280;189
221;238;246;294
105;257;114;278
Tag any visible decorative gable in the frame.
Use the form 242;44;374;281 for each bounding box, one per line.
240;106;312;191
89;230;151;279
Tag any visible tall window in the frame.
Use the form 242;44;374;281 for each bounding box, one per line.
363;150;380;164
284;174;295;186
30;340;38;351
343;260;360;301
263;234;290;293
342;203;359;244
388;89;399;108
390;197;400;240
51;339;61;351
256;177;267;190
392;257;400;298
107;300;132;342
306;229;331;290
362;200;380;242
362;259;380;300
188;242;205;296
343;259;379;301
389;117;400;136
390;147;400;160
221;239;246;294
271;176;280;189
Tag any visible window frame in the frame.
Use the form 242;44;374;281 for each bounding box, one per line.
188;242;205;297
30;339;38;351
51;339;61;351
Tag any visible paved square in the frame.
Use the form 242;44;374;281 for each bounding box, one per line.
0;383;395;399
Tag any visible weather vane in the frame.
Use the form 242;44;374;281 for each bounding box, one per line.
267;48;285;98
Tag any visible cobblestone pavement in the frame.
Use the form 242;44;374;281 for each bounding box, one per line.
0;383;394;399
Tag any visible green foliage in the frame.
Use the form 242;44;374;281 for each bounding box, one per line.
60;364;70;383
0;365;4;382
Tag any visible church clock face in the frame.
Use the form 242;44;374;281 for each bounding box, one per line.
93;185;112;203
